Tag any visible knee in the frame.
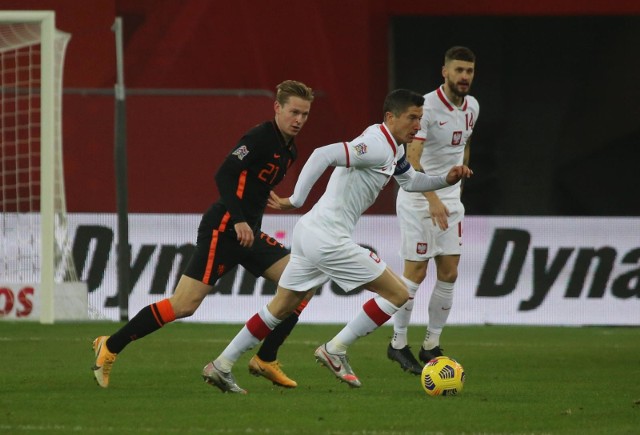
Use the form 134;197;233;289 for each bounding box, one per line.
437;270;458;283
404;263;427;284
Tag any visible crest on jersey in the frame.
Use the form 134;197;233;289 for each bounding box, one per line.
232;145;250;160
354;142;368;156
451;131;462;146
416;242;428;255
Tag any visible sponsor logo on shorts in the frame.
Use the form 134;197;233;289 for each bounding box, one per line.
416;242;428;255
232;145;250;160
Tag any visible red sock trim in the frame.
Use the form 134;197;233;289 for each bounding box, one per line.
294;299;309;316
363;298;391;326
246;313;272;340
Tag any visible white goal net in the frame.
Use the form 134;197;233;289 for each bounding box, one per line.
0;12;83;323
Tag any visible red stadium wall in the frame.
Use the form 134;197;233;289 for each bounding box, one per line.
3;0;640;213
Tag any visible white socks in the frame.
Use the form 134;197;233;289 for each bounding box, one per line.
215;305;281;372
326;297;400;355
390;276;420;349
423;280;454;349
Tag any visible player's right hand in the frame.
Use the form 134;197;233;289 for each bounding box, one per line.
429;199;450;230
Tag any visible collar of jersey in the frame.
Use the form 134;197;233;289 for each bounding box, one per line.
437;86;468;112
379;123;397;156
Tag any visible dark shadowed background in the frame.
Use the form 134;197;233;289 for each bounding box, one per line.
392;16;640;216
4;1;639;216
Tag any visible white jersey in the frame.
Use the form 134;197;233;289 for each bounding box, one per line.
411;86;479;202
282;122;449;290
299;123;403;238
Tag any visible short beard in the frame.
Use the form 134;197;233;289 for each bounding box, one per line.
447;80;469;98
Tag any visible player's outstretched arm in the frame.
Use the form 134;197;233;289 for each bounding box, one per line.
266;143;343;210
395;161;473;193
285;142;347;208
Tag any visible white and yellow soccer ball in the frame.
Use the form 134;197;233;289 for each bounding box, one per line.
420;356;465;397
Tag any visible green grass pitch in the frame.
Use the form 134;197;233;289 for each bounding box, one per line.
1;322;638;434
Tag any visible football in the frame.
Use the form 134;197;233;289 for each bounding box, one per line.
420;356;465;397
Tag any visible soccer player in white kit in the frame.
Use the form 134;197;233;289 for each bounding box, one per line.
387;46;480;375
201;89;473;392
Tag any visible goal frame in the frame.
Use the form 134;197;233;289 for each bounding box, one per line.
0;11;56;323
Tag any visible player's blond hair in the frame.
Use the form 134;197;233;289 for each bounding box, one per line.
276;80;314;105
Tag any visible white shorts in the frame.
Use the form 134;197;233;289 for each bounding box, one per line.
396;194;464;261
279;219;387;292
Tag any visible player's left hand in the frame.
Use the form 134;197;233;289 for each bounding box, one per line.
445;165;473;185
268;191;296;210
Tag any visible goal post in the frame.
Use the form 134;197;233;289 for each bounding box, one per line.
0;11;86;323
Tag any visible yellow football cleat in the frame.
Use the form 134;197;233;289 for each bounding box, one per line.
92;336;117;388
248;355;297;388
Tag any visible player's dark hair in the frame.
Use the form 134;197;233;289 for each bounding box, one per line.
383;89;424;118
276;80;314;105
444;46;476;64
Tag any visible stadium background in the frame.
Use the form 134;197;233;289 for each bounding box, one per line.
2;8;638;432
5;0;640;217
